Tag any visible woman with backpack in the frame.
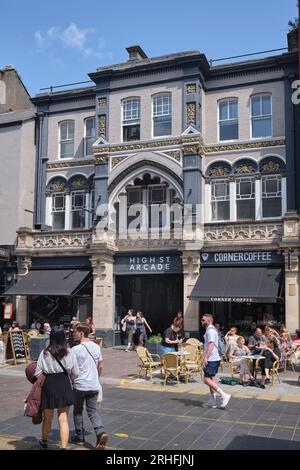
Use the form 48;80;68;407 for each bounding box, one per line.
34;327;79;449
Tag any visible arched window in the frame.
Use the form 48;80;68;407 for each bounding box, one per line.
260;157;285;218
211;179;230;221
52;193;66;229
152;93;172;137
218;98;238;141
251;94;272;138
59;120;74;158
122;97;140;141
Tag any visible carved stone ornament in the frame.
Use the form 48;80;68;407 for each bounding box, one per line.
209;166;230;177
71;178;86;189
94;154;109;164
48;159;94;169
111;156;127;168
183;145;199;155
204;223;282;244
98;115;106;136
186;84;196;94
234;164;255;174
98;97;107;107
165;151;181;161
205;139;285;154
50;180;65;191
187;102;196;125
261;161;281;173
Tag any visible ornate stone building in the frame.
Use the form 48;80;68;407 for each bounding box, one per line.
7;41;300;344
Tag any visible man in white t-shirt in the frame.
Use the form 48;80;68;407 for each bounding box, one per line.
201;313;231;409
71;324;108;449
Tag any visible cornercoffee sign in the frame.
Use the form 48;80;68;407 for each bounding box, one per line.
200;251;283;265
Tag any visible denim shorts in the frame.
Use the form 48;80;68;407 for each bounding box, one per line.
203;361;221;378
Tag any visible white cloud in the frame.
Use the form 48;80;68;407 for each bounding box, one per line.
34;23;109;59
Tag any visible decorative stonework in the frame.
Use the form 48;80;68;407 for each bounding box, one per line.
93;135;202;154
70;178;87;190
49;180;66;191
186;84;196;94
165;151;181;162
94;154;109;164
48;159;94;169
111;156;128;168
261;161;281;173
33;232;92;249
205;139;286;154
98;97;107;107
115;238;182;250
204;222;282;243
187;102;196;125
234;164;256;174
98;115;106;136
183;145;200;155
209;166;230;177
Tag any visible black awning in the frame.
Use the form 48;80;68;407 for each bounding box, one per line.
5;269;91;296
189;267;282;303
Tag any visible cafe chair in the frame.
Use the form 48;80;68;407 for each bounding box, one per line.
185;338;203;349
162;353;181;386
255;358;281;386
182;349;204;384
136;346;162;380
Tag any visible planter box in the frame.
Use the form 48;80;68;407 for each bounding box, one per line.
29;336;49;360
145;342;161;356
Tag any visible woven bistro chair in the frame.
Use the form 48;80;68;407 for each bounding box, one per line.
185;338;203;348
181;348;203;384
255;357;281;386
162;353;181;386
136;346;162;380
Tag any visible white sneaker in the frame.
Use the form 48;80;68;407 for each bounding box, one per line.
219;393;231;409
206;396;217;408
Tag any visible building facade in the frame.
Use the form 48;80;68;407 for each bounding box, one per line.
9;38;300;344
0;67;35;324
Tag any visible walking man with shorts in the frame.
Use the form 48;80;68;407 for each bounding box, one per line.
71;324;108;449
201;314;231;409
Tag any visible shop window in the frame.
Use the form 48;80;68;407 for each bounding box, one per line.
262;175;281;218
236;177;255;220
211;179;230;221
127;188;143;229
251;94;272;138
153;94;172;137
59;120;74;158
148;186;167;228
52;193;65;229
71;191;86;229
84;117;95;156
218;99;238;141
122;98;140;141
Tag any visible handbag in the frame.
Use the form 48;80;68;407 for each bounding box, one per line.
81;344;103;403
121;323;126;332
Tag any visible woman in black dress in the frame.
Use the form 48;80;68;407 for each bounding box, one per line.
35;327;79;449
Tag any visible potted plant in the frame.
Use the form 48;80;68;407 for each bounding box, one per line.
145;334;162;355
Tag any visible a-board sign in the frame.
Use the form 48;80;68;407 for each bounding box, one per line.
9;331;29;365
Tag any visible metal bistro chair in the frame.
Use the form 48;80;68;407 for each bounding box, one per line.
162;353;181;386
136;346;162;380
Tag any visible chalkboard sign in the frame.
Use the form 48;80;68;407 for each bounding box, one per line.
9;331;29;365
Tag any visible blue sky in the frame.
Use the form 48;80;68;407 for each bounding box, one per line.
1;0;298;96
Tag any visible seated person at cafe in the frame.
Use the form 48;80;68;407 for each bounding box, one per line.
224;327;239;358
229;336;255;385
9;322;21;332
263;325;280;347
161;323;182;355
258;339;281;388
30;317;42;330
248;327;267;374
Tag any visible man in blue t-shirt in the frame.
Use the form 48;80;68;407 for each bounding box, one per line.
202;314;231;409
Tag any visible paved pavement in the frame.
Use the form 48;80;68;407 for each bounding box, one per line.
1;347;300;450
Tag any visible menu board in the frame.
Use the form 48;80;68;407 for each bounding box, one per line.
9;331;28;365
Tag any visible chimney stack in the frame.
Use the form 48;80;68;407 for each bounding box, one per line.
126;45;148;62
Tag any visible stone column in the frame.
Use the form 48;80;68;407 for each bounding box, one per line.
282;211;300;332
16;256;32;326
229;177;236;221
182;250;200;335
255;176;262;220
90;248;115;346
